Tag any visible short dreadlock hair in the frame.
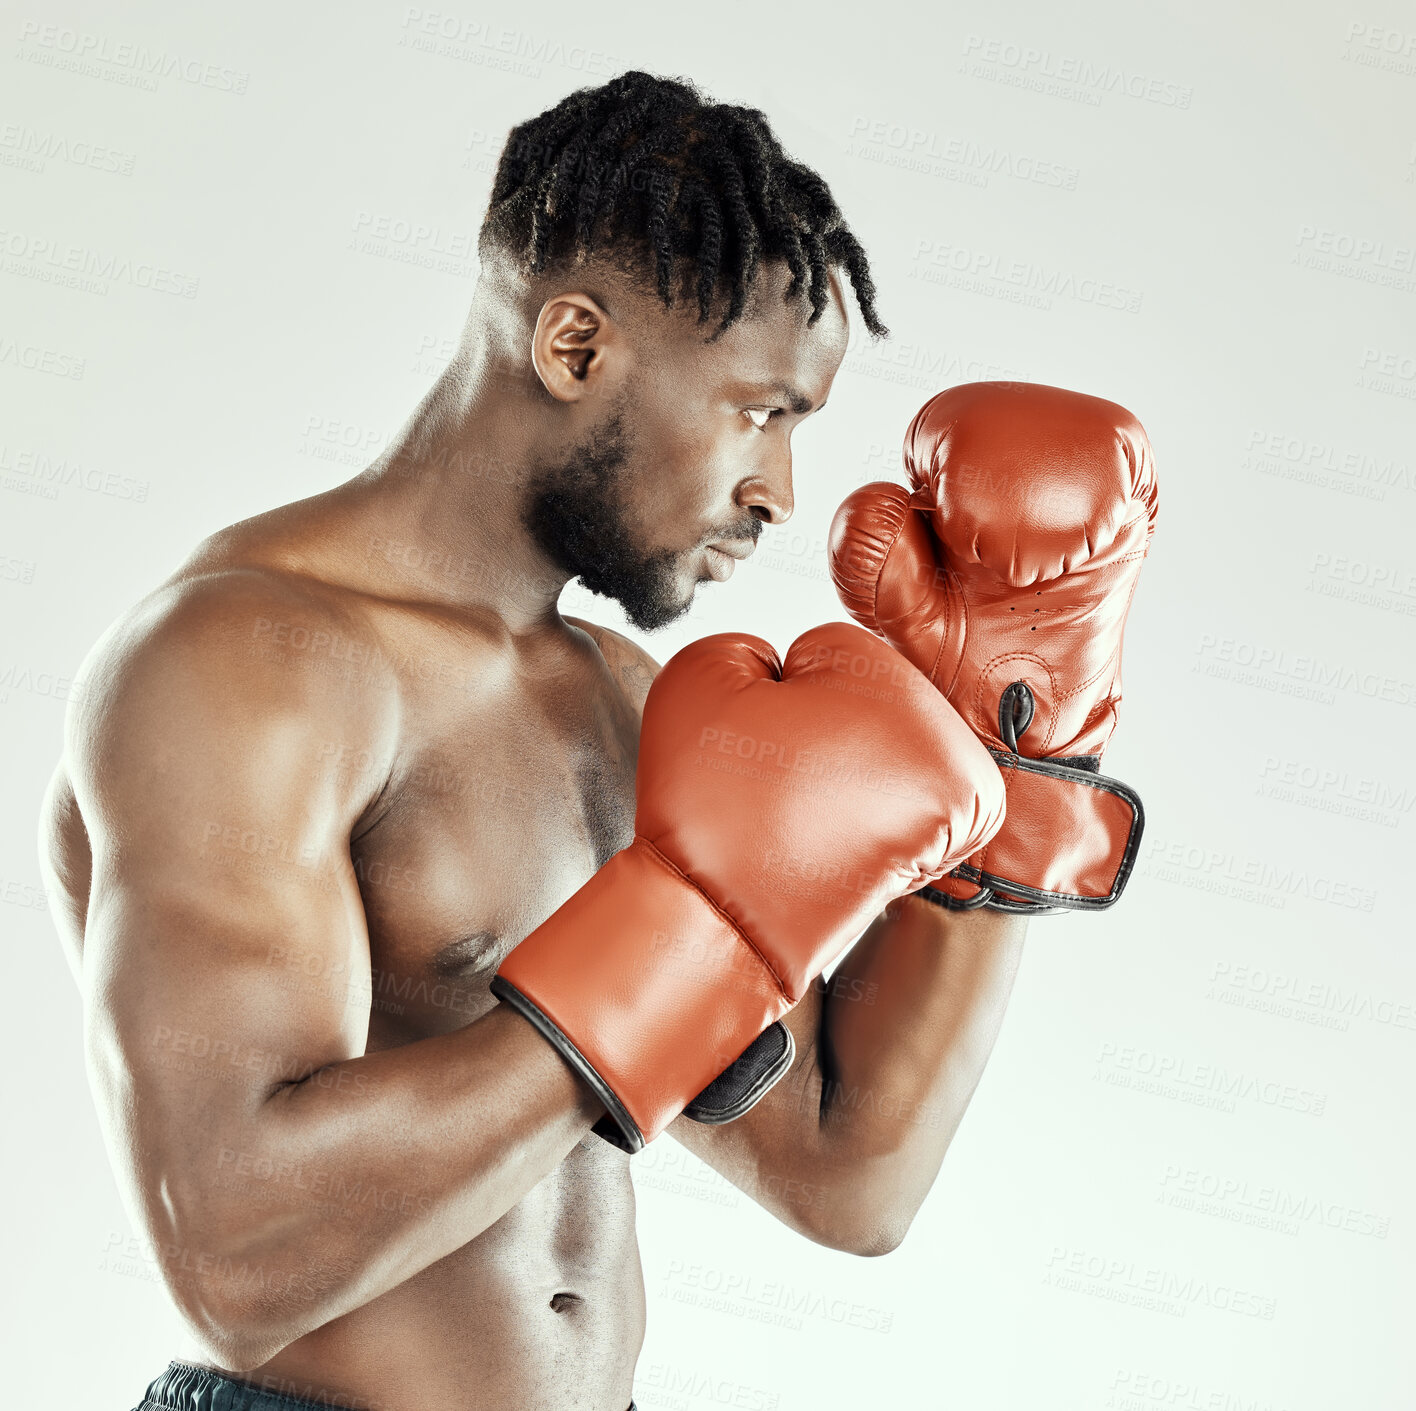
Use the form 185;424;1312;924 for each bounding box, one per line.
480;71;887;339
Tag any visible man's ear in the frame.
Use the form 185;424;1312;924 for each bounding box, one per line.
530;292;623;403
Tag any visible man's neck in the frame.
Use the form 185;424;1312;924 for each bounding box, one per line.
334;351;573;634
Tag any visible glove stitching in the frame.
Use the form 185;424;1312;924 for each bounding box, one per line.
898;490;962;692
975;651;1059;752
1115;506;1151;537
636;835;791;1004
926;588;953;690
1048;552;1148;733
869;497;909;630
933;551;965;697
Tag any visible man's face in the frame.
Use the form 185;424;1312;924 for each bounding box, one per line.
524;263;850;631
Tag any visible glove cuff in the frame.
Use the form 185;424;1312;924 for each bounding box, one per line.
490;976;641;1150
492;839;792;1151
919;754;1145;913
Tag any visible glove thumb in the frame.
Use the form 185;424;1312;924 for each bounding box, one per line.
828;481;961;690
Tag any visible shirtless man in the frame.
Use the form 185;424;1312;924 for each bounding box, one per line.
40;73;1032;1410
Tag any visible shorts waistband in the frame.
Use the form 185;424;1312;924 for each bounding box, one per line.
134;1362;372;1411
134;1360;637;1411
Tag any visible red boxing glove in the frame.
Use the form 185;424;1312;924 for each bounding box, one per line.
829;381;1158;912
493;622;1005;1150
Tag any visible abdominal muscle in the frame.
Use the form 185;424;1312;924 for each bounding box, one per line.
239;1138;645;1411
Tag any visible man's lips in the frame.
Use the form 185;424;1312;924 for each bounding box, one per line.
702;542;749;582
706;539;755;561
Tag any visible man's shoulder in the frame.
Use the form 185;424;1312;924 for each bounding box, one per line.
563;616;662;716
89;565;358;679
71;566;394;762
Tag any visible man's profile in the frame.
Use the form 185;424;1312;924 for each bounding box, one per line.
40;72;1028;1411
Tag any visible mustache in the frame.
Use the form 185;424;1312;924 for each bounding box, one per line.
700;517;762;550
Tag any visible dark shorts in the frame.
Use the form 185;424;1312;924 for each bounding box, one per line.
133;1363;342;1411
134;1361;636;1410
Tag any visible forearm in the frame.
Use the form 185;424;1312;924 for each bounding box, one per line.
142;1004;599;1367
674;892;1026;1255
803;896;1025;1247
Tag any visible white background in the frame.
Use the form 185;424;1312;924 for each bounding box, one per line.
2;1;1413;1407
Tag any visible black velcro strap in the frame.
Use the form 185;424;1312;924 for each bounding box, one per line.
682;1022;795;1125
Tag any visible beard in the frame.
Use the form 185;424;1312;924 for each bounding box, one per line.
522;408;700;632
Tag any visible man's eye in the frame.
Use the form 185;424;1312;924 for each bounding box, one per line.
745;407;777;430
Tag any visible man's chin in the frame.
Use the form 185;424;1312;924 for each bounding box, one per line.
612;563;701;633
620;587;696;633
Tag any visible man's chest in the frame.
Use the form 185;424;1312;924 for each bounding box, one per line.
351;642;641;1044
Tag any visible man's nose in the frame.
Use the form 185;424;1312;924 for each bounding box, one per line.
737;452;794;526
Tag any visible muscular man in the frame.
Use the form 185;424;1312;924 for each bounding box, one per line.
41;74;1029;1411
